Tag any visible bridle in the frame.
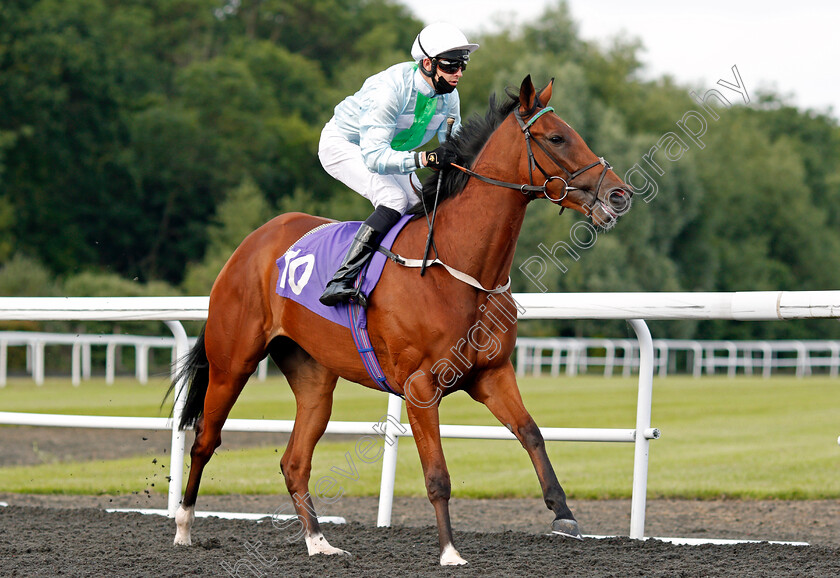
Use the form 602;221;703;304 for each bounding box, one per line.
452;105;615;211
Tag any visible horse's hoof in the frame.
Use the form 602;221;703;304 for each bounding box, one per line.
305;533;351;556
307;545;351;556
551;518;583;540
440;544;468;566
310;547;351;557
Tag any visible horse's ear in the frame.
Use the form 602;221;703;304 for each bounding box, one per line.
518;75;537;113
538;78;555;106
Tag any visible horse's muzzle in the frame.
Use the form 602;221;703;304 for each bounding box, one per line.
590;187;632;229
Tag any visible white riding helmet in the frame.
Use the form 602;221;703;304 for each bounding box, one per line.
411;22;479;62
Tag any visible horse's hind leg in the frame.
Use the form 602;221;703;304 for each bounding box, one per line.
175;363;257;545
271;340;348;556
467;363;582;539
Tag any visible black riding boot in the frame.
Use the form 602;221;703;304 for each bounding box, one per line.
319;205;402;308
319;223;379;307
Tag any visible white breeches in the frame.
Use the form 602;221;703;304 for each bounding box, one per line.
319;121;421;214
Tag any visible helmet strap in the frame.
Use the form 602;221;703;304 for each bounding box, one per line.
417;37;456;95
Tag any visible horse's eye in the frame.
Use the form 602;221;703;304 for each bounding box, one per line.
548;135;565;145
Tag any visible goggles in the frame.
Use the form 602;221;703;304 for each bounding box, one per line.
436;58;468;74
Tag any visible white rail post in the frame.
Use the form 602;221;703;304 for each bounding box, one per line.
550;345;562;377
71;343;81;386
165;320;190;517
34;340;45;385
82;343;91;379
0;339;6;387
628;319;655;539
136;344;149;384
376;393;404;526
656;342;669;377
691;342;703;378
515;342;526;377
106;342;116;384
726;341;737;378
604;341;615;377
794;341;807;378
621;340;635;377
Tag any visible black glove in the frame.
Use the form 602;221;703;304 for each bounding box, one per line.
425;146;459;170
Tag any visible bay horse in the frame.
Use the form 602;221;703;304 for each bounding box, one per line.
167;75;631;565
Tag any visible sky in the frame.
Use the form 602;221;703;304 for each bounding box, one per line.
397;0;840;121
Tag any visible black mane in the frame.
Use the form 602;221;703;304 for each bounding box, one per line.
408;93;519;216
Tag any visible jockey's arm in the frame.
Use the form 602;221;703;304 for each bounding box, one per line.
358;89;421;175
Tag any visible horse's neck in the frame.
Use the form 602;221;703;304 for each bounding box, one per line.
435;181;528;291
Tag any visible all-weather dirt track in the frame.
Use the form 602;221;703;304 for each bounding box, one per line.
2;425;840;576
1;496;839;577
2;428;839;576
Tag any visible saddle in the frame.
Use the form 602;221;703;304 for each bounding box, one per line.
275;216;414;395
275;215;412;329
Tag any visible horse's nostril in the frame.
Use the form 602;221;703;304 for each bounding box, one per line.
607;189;632;214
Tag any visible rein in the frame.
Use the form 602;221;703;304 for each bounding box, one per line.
420;117;456;276
451;106;613;208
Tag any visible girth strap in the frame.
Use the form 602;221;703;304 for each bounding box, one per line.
347;300;402;397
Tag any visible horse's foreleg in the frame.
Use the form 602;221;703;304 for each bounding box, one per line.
277;352;347;557
467;363;582;539
403;386;467;566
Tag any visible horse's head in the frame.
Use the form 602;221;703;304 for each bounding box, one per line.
513;75;632;229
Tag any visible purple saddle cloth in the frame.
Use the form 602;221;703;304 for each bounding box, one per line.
275;214;412;329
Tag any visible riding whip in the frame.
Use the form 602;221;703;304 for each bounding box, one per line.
421;117;455;276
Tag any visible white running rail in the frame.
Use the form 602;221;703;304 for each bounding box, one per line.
0;291;838;540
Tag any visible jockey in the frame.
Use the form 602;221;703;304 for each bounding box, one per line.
318;22;479;307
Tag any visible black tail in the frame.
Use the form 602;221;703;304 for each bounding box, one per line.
162;325;210;431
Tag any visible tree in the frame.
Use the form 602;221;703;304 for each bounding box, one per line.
0;0;220;280
2;0;838;341
212;0;420;77
182;176;273;294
